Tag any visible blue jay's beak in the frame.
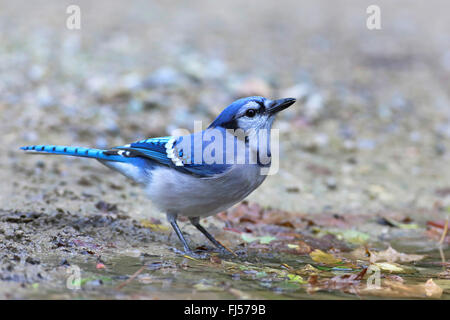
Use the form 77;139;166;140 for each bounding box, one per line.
268;98;296;115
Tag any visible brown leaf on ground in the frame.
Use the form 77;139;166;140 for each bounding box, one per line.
307;268;367;295
217;202;307;229
426;220;447;229
217;201;263;224
260;209;298;227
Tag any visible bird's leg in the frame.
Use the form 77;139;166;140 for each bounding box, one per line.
166;213;193;255
189;217;235;255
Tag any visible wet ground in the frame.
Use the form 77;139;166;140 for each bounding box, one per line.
0;0;449;299
0;205;449;299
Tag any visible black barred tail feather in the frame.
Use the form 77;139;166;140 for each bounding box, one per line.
20;145;128;162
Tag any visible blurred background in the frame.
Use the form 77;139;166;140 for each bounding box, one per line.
1;0;450;218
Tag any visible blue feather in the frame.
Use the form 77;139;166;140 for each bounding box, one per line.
115;134;231;177
20;145;128;162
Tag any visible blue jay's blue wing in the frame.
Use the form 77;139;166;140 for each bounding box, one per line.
113;135;231;178
22;135;231;178
112;136;173;166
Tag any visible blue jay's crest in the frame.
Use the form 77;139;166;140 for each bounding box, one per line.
208;96;266;130
207;96;295;134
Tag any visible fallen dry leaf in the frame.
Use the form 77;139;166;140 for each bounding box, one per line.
217;201;263;224
218;202;306;229
307;268;367;295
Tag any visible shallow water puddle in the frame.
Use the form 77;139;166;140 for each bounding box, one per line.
16;244;449;300
0;206;448;299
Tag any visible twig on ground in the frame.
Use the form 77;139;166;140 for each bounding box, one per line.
115;266;146;290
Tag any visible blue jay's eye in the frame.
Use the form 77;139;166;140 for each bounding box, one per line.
245;109;257;118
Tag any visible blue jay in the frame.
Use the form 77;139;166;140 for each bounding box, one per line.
21;96;296;256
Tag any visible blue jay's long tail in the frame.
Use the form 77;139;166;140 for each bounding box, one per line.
20;145;128;162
